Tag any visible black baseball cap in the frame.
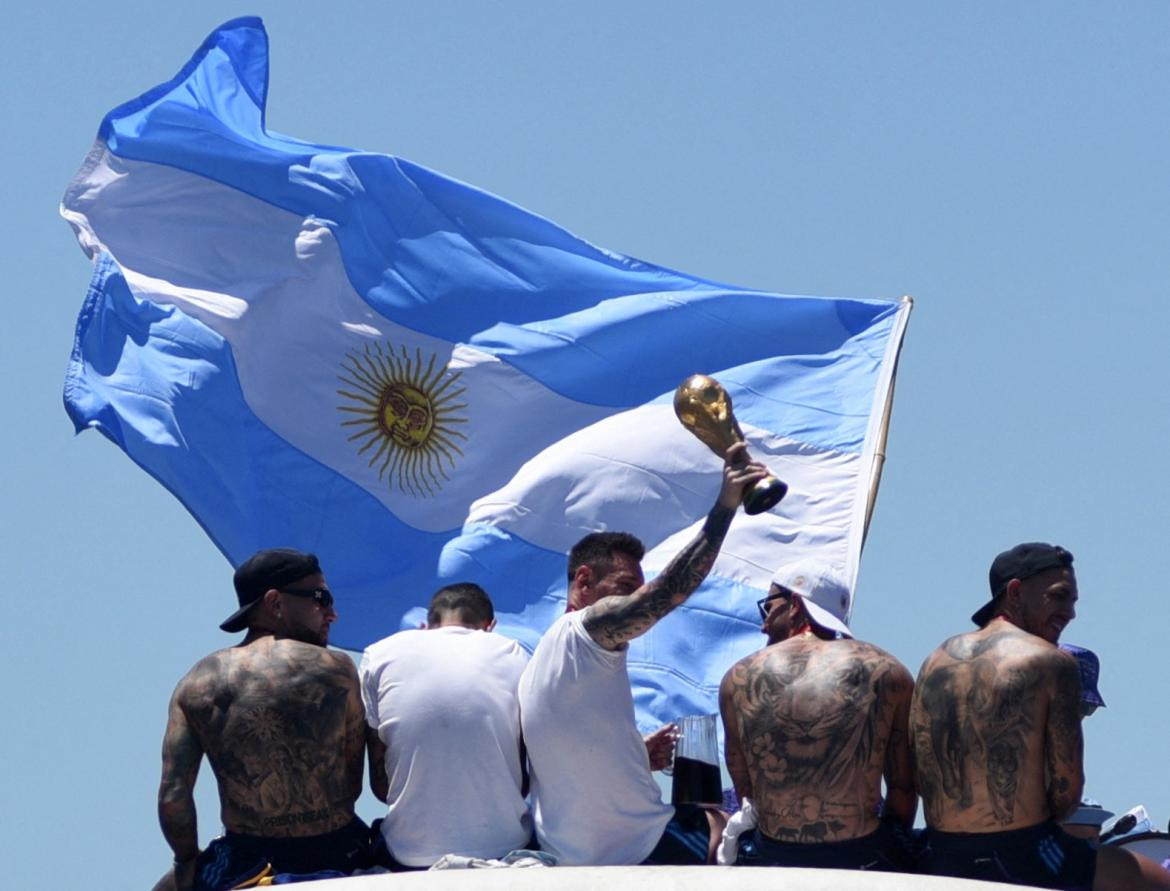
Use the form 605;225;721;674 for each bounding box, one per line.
971;542;1074;627
221;548;322;632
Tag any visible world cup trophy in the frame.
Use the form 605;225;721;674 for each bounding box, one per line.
673;374;788;515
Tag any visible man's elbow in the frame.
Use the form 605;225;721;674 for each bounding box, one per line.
158;778;192;813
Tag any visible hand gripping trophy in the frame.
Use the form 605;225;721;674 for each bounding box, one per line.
674;374;788;515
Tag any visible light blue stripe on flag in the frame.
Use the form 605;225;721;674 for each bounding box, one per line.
62;17;911;731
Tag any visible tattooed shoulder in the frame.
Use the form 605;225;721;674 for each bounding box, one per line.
912;630;1070;828
175;649;229;705
727;639;904;842
188;642;361;834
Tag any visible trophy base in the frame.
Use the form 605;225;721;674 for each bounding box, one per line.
743;476;787;515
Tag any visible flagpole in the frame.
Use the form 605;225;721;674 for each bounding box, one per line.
862;295;913;549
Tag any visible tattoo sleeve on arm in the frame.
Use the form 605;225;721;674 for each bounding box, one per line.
583;503;735;650
882;666;918;827
1045;654;1085;820
720;664;753;800
328;652;367;803
357;653;387;802
158;686;203;863
365;724;389;803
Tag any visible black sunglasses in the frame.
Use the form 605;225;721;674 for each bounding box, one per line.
756;588;792;621
280;586;334;609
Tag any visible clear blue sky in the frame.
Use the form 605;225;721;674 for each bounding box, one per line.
4;3;1168;888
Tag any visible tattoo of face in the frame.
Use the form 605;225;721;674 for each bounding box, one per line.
727;643;900;840
913;635;1040;826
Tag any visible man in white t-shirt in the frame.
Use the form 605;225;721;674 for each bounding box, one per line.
360;583;531;869
518;443;766;865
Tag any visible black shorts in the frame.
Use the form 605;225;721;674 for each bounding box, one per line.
918;821;1096;890
194;816;371;891
737;819;912;871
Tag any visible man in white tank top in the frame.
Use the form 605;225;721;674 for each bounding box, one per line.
361;583;532;868
518;443;767;865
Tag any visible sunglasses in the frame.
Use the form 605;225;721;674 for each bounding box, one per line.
279;586;335;609
756;588;792;621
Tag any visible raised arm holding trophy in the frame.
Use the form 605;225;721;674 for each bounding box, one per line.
517;385;771;866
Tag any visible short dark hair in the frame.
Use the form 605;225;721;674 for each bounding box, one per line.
567;532;645;583
427;582;494;627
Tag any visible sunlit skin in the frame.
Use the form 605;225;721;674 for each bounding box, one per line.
157;569;362;891
567;551;645;612
1003;567;1077;644
759;585;813;646
723;581;917;846
274;572;338;647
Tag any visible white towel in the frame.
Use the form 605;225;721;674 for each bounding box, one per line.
430;849;557;869
716;798;757;865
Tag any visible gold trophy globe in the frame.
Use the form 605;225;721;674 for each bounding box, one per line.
674;374;788;515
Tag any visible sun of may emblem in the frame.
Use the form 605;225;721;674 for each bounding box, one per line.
336;342;468;496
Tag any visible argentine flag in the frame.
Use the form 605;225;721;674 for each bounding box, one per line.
62;18;910;728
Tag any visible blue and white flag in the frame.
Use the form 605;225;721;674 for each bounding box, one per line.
62;17;910;728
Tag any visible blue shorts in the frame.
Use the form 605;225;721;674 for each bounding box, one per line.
193;816;371;891
918;821;1096;890
642;804;713;865
737;819;913;871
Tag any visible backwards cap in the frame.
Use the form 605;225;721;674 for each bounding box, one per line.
972;542;1074;627
220;548;321;632
770;560;853;639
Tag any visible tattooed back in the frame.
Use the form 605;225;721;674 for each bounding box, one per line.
173;637;364;837
720;637;914;843
910;623;1084;832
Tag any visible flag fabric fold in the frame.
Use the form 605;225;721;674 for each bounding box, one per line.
62;16;910;728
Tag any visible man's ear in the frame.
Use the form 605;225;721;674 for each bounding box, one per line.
788;594;808;625
573;564;592;589
566;564;593;612
262;587;282;614
1001;578;1022;616
1005;578;1021;602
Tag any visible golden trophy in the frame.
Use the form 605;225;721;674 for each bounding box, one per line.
674;374;788;515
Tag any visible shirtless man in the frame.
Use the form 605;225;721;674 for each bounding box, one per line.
720;560;915;870
911;542;1170;890
518;442;766;865
156;549;368;891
